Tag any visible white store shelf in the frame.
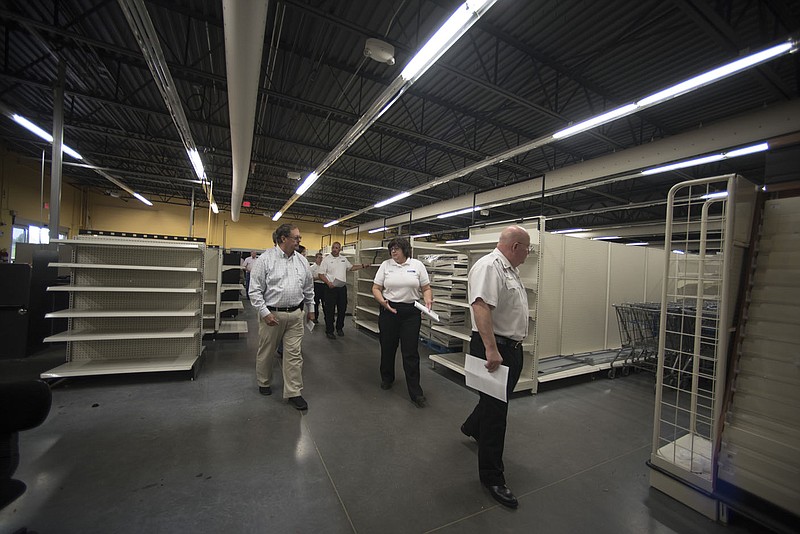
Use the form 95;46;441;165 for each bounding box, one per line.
50;262;201;272
435;298;470;308
47;286;201;293
204;279;218;284
220;301;244;312
354;319;379;333
221;283;245;292
431;325;472;341
222;265;242;271
46;310;200;319
40;354;201;378
44;328;199;342
356;305;379;317
218;321;248;334
356;291;373;298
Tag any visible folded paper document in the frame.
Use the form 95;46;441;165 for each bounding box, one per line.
332;277;347;287
465;354;509;402
414;301;440;322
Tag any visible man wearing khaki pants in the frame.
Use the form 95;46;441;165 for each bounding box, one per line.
249;223;315;410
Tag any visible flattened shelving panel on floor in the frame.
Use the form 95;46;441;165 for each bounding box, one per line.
41;236;205;379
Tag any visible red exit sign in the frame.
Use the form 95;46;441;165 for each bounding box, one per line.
242;201;251;207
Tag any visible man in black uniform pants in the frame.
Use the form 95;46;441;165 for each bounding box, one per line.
461;225;532;509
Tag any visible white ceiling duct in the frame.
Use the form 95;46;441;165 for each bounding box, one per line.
222;0;269;221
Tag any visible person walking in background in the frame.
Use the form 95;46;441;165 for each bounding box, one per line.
460;225;532;509
249;223;315;410
317;241;367;340
309;252;326;324
241;250;258;300
371;238;433;408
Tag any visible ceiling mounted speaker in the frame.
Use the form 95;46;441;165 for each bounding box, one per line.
364;38;395;66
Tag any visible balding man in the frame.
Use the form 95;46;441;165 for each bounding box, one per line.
461;225;532;509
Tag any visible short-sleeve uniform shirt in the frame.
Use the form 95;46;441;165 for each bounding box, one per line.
468;248;528;341
373;257;430;303
319;254;353;283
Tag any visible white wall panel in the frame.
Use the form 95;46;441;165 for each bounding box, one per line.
537;233;564;358
561;238;609;354
606;245;648;348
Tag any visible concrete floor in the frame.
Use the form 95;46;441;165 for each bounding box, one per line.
1;303;767;533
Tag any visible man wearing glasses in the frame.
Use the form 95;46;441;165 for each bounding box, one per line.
249;223;315;410
460;225;532;508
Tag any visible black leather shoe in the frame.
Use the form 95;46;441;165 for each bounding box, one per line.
288;396;308;410
326;332;337;340
336;329;344;336
485;484;518;508
412;395;426;408
259;386;272;396
380;382;392;390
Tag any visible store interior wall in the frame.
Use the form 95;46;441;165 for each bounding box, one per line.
0;145;344;254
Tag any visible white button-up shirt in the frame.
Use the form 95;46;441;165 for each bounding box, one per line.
468;248;529;341
309;263;325;284
249;246;314;319
318;254;352;284
373;257;430;303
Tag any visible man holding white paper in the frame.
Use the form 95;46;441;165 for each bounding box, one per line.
461;225;531;509
318;241;367;340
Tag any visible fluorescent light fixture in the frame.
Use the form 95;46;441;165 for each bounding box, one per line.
187;148;206;182
272;211;282;221
437;206;482;219
295;172;319;196
638;42;795;107
132;192;153;206
374;191;411;208
323;219;339;228
368;226;387;234
552;228;589;234
672;249;686;255
642;142;769;175
591;236;621;240
553;104;639;140
445;238;469;244
12;114;83;160
211;201;219;214
762;185;768;192
625;242;649;246
412;233;431;238
726;142;769;158
400;0;496;82
700;191;728;200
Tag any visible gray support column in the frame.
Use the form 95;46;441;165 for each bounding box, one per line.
49;61;66;239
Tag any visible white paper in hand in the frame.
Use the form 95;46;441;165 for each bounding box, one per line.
414;300;440;322
305;316;315;332
464;354;508;402
332;277;347;288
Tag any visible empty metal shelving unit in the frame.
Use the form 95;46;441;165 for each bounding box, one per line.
42;235;206;378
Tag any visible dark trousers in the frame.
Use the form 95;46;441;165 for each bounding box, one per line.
378;302;423;400
244;272;251;300
313;283;325;319
324;285;347;333
462;331;523;486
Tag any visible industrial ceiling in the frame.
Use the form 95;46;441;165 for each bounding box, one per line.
0;0;798;241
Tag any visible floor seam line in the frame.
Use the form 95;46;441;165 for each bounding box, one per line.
303;417;358;534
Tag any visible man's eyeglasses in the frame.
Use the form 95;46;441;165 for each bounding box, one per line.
515;242;534;253
288;235;302;242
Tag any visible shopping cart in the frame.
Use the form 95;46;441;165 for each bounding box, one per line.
611;303;661;378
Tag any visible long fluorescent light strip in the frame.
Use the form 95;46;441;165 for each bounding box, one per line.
132;192;153;206
374;191;411;208
412;233;431;238
271;210;282;221
324;39;796;228
437;206;482;219
642;142;769;175
591;236;621;240
552;228;589;234
12;114;83;160
626;242;649;246
275;0;499;221
368;226;387;234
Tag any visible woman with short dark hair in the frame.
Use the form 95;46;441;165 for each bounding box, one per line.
371;238;433;408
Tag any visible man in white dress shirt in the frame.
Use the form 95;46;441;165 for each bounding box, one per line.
241;250;258;300
317;241;367;340
249;223;315;410
461;225;531;508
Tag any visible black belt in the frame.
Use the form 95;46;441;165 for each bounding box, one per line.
472;331;523;349
267;303;303;312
